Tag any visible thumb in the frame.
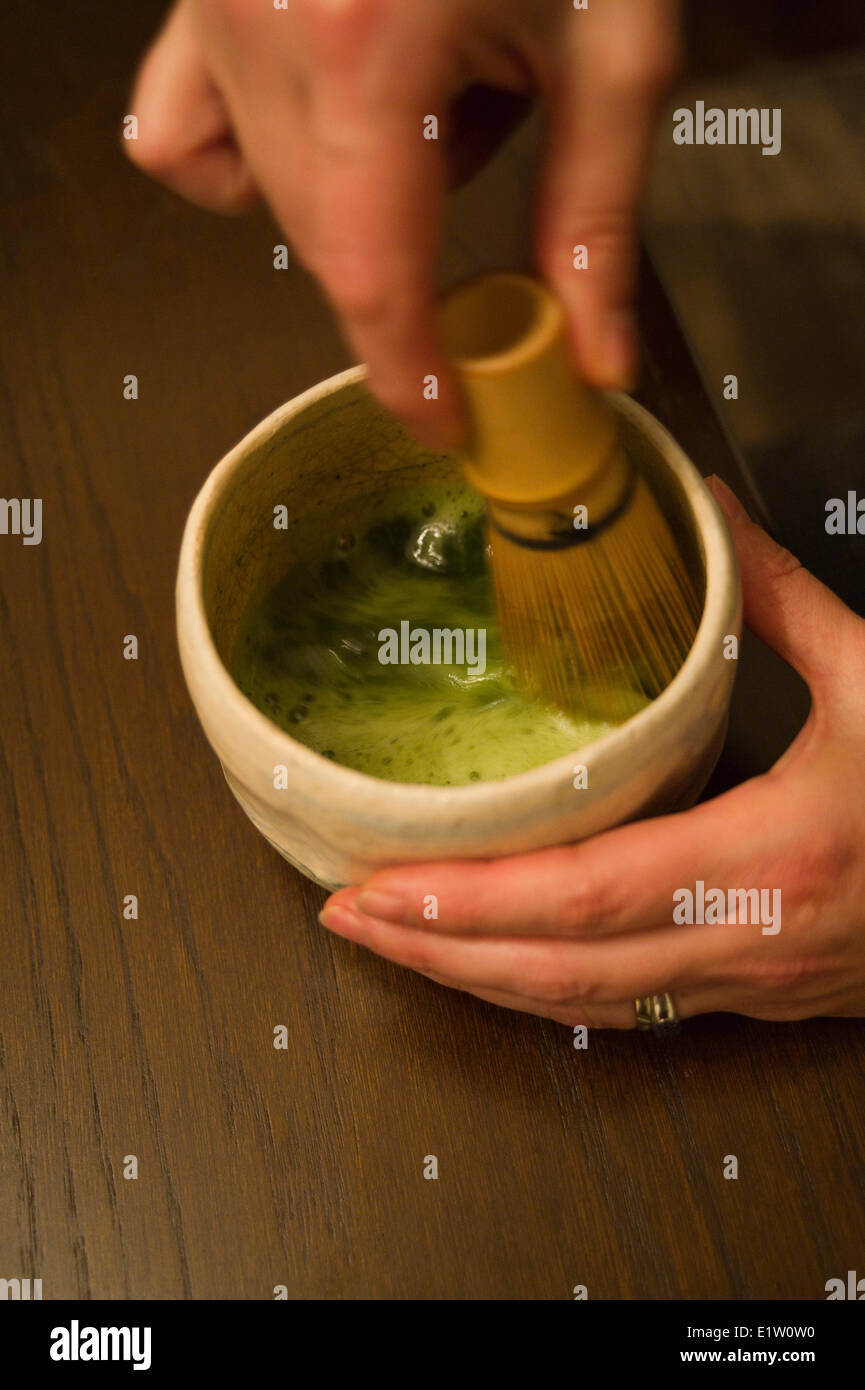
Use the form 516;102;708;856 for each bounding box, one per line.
126;1;258;214
705;475;862;695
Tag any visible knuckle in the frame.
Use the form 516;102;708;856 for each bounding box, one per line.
594;38;681;97
779;831;850;918
524;968;567;1005
542;210;635;282
555;866;623;933
123;123;179;179
754;958;821;995
577;211;635;255
575;972;604;1005
530;967;591;1007
296;0;390;56
764;543;804;586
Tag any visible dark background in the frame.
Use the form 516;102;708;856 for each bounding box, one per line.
0;0;863;1299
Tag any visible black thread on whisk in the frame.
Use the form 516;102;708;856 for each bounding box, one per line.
491;460;637;552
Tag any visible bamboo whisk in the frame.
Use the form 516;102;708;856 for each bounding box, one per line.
439;274;701;722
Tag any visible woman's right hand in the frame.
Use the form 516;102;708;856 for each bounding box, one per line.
127;0;681;446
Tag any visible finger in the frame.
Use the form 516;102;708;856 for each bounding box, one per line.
423;959;756;1027
310;122;460;445
318;896;747;1004
126;1;257;213
535;0;681;388
406;971;735;1029
350;787;761;937
300;7;465;449
422;975;639;1030
325;898;638;1024
706;476;865;699
324;897;749;1024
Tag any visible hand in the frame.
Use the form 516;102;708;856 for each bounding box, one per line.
126;0;681;447
319;477;865;1029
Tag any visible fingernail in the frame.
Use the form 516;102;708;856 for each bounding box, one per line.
356;890;404;924
318;904;362;937
706;474;748;522
600;311;637;391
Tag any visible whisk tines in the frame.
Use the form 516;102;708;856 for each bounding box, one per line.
488;472;701;723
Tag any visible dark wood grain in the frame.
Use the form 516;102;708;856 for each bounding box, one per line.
1;0;862;1302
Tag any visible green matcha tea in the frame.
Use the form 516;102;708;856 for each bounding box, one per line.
230;481;643;785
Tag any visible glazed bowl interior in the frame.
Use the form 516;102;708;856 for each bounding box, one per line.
202;379;707;692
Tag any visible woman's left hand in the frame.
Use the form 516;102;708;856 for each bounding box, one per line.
319;477;865;1029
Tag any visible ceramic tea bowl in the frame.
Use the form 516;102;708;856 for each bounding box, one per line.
176;367;741;889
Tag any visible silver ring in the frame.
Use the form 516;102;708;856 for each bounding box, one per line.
635;993;680;1034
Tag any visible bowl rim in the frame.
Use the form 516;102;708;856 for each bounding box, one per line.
176;365;740;810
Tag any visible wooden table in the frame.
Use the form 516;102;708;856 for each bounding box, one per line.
2;0;862;1300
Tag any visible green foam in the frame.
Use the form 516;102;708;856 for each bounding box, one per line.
229;481;642;785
